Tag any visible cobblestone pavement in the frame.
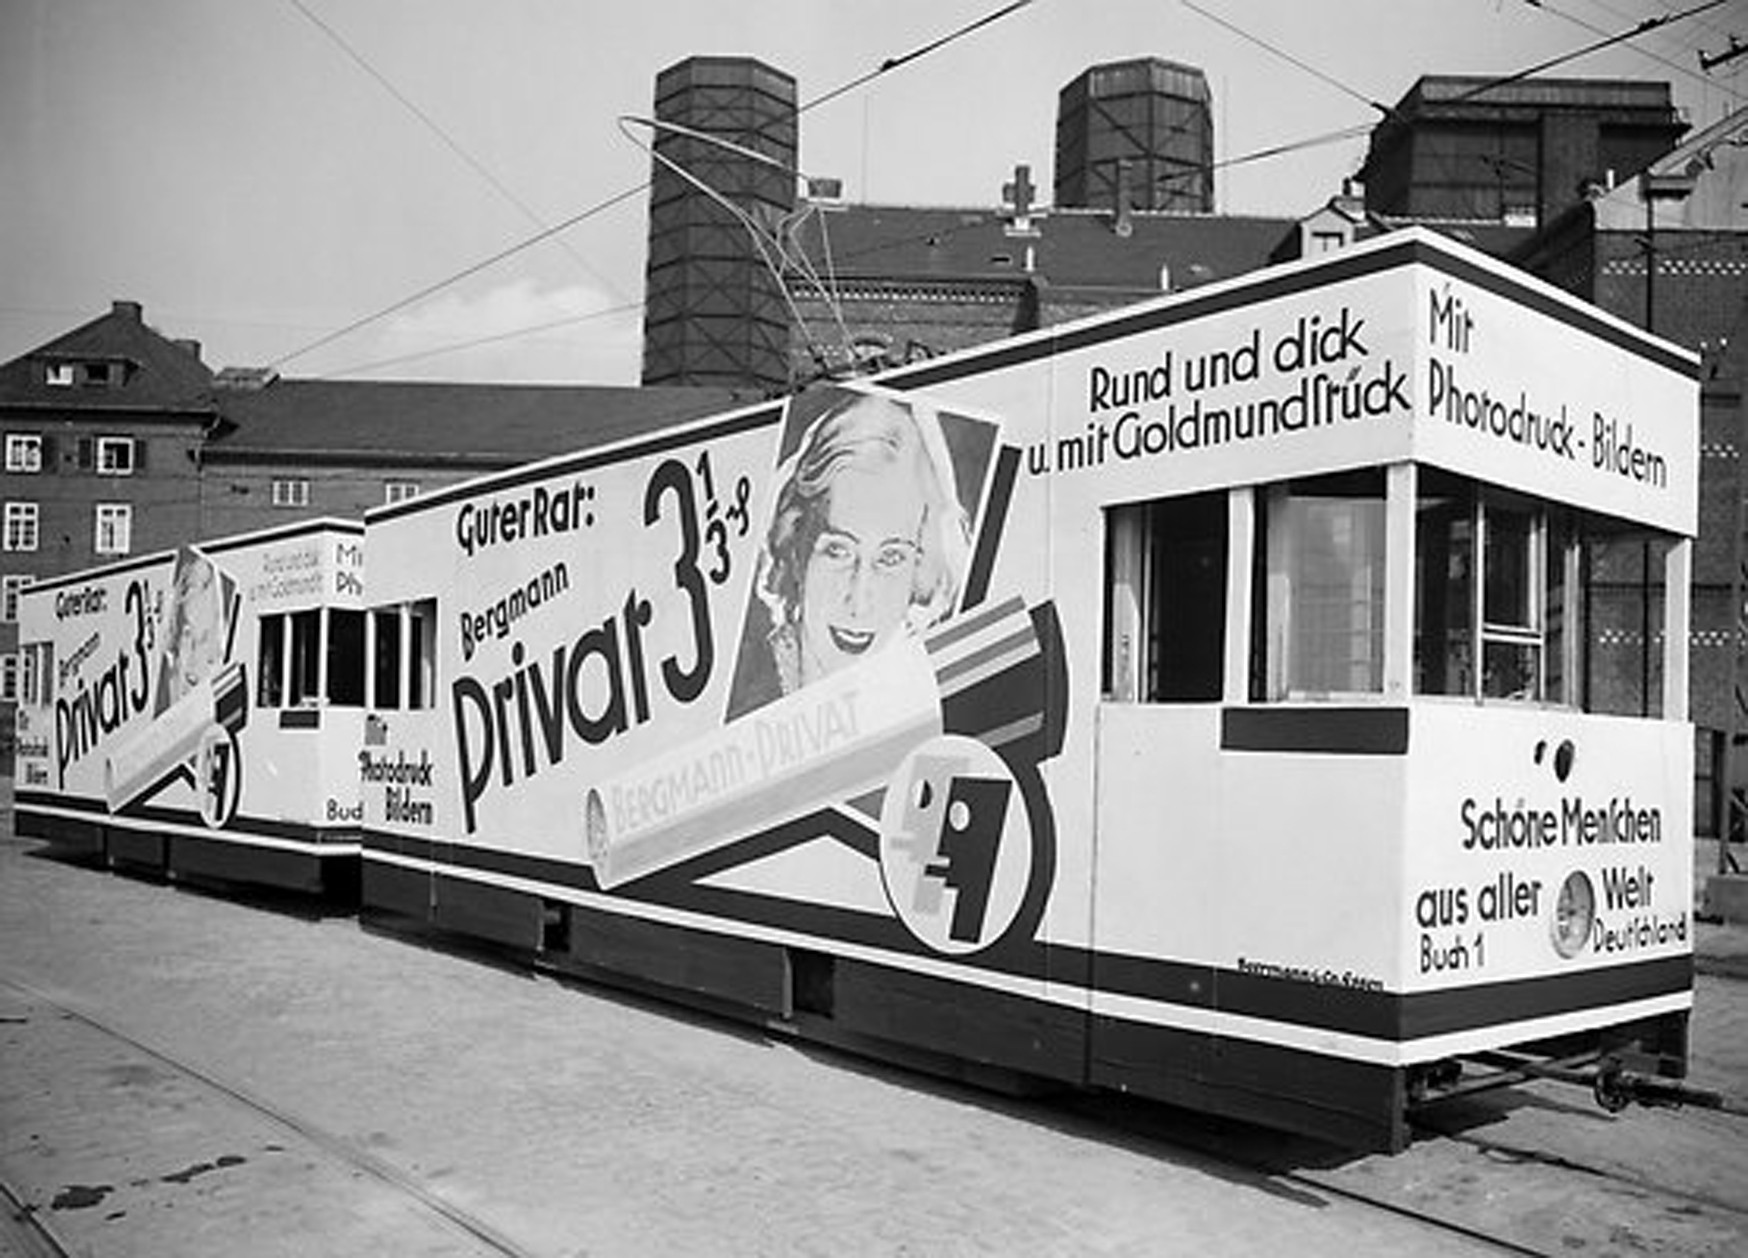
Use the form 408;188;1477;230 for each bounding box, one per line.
2;822;1746;1257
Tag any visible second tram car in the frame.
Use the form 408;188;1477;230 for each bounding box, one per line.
14;518;369;896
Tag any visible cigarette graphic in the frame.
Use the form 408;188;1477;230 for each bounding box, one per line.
585;597;1043;889
104;660;248;814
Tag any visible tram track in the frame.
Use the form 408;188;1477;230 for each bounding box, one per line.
0;967;1573;1258
0;973;539;1258
0;1170;72;1258
1056;1080;1748;1258
1410;1112;1748;1230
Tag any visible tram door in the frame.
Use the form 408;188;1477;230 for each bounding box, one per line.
1091;492;1231;1040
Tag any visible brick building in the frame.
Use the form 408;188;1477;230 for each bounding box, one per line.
0;300;216;717
1512;107;1748;830
197;376;752;537
1360;75;1688;228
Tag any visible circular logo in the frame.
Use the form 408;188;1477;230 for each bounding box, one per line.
878;736;1033;955
196;725;241;829
1550;870;1596;959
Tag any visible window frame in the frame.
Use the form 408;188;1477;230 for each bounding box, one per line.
3;502;39;553
3;574;33;622
5;434;42;473
272;478;311;508
94;502;133;556
95;436;136;476
1259;471;1389;702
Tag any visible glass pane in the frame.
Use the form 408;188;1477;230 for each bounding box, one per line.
373;610;402;709
1415;496;1473;696
1544;511;1576;706
1484;502;1534;629
289;609;320;705
326;609;365;707
1278;494;1384;695
257;615;284;708
1483;639;1541;700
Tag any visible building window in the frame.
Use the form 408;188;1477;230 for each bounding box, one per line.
95;503;132;555
84;362;114;388
384;480;420;505
95;436;135;475
5;435;42;473
2;574;32;622
272;478;310;508
0;654;16;703
19;642;47;706
3;503;39;552
45;363;75;388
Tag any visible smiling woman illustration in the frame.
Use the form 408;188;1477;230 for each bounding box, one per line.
731;391;971;715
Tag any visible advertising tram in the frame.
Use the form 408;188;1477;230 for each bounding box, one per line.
13;518;369;897
355;228;1700;1150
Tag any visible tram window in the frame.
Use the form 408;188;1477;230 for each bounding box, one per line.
408;598;437;710
1414;471;1640;709
1584;529;1669;718
372;608;402;709
1260;471;1385;699
288;608;320;706
326;609;365;707
257;613;285;708
1418;479;1555;701
1103;491;1226;702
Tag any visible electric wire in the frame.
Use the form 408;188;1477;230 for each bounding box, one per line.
1522;0;1746;99
265;184;643;372
317;300;644;379
285;0;628;302
1182;1;1394;117
799;0;1035;114
616;116;858;374
1156;0;1736;194
1459;0;1731;101
273;0;1043;377
289;0;1728;378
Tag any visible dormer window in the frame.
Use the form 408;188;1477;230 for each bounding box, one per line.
46;359;129;389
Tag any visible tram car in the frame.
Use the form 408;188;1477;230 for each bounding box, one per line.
13;518;369;897
325;228;1687;1149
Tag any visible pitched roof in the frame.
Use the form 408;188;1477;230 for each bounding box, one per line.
205;378;762;467
793;204;1297;295
0;300;215;414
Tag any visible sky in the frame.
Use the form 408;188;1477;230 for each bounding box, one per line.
3;0;1745;386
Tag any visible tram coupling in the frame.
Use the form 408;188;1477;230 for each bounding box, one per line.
1590;1059;1745;1116
1409;1049;1748;1121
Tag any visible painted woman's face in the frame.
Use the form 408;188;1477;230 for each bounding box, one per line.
798;461;925;684
173;566;221;692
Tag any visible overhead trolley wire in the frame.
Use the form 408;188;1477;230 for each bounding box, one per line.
1159;0;1735;194
273;0;1043;376
285;0;629;303
1525;0;1748;96
1182;1;1394;118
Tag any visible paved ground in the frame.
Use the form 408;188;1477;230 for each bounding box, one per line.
2;811;1746;1256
